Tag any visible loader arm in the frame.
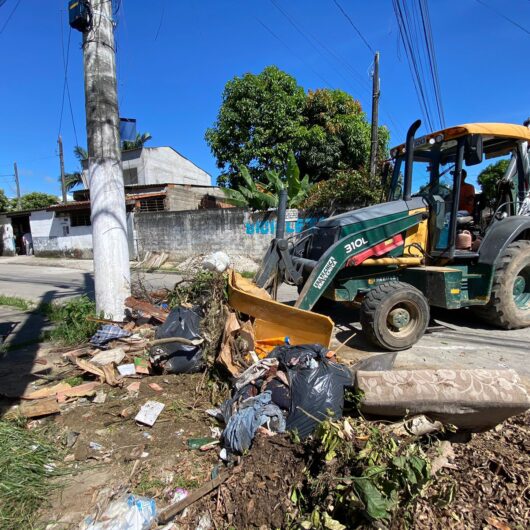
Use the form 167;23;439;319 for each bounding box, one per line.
295;209;428;310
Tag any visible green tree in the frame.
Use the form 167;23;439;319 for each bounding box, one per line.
16;192;58;210
205;66;306;187
222;153;313;210
298;89;389;181
302;169;382;210
206;66;389;188
59;145;89;192
0;189;10;212
478;159;510;206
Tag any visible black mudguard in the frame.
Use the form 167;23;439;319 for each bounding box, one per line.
478;216;530;266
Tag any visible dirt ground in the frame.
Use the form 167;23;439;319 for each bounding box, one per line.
36;372;221;529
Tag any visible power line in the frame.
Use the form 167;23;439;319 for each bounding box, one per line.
332;0;375;55
393;0;435;131
475;0;530;36
0;0;22;36
58;13;79;146
256;18;335;89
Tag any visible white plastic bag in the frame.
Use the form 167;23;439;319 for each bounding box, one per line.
202;251;231;273
82;494;156;530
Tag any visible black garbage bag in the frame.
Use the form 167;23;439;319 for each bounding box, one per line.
268;344;353;438
150;307;203;373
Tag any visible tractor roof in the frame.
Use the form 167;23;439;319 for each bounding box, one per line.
390;123;530;158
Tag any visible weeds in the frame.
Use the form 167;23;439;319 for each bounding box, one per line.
0;418;62;529
0;295;33;312
41;296;99;345
298;417;432;528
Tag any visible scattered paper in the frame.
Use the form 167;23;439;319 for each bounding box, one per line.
118;363;136;376
135;401;165;427
93;390;107;404
148;383;163;392
134;357;150;375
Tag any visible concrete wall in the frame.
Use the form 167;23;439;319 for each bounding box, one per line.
120;147;212;187
165;185;229;211
30;210;94;258
134;208;323;260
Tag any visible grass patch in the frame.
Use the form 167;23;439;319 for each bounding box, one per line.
0;418;62;529
63;376;84;387
240;270;256;279
40;296;99;346
0;295;33;312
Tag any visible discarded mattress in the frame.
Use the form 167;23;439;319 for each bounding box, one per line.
356;368;530;431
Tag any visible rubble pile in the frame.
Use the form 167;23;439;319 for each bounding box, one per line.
3;253;529;529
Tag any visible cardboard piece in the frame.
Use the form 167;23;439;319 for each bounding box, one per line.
118;363;136;376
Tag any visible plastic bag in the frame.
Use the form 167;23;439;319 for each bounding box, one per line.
150;307;203;373
82;494;156;530
269;344;353;439
202;251;231;273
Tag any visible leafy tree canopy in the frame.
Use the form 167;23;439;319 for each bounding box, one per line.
17;192;58;211
206;66;306;187
0;189;10;212
302;169;382;211
477;159;510;206
206;66;389;188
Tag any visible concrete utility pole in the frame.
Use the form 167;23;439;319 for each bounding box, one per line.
58;135;67;204
82;0;130;319
13;162;21;210
369;51;380;179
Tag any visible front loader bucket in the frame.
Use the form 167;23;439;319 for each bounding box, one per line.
228;271;334;347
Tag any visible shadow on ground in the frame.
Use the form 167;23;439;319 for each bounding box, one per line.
0;273;94;418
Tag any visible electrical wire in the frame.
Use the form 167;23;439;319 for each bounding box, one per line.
475;0;530;36
154;0;166;41
58;14;79;147
0;0;21;36
257;17;335;89
393;0;435;131
331;0;375;55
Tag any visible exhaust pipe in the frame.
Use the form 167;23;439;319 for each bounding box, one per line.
404;119;421;201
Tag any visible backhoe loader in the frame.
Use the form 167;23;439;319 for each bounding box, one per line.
229;120;530;351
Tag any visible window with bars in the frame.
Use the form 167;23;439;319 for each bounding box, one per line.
138;197;165;212
70;211;92;227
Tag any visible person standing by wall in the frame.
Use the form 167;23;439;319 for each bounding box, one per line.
22;232;33;256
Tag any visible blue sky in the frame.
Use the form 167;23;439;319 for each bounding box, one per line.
0;0;529;198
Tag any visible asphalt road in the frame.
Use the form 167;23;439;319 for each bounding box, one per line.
0;260;528;387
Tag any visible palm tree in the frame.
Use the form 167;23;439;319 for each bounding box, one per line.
122;132;152;151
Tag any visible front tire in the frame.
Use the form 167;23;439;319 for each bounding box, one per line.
360;281;430;351
477;240;530;329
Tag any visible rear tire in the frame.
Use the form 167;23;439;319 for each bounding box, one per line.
476;240;530;329
360;281;430;351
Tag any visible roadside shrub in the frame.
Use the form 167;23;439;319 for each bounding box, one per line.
42;296;99;345
302;169;382;210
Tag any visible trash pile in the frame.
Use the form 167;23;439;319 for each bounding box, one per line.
5;251;530;529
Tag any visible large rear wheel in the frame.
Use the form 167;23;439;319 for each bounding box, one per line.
477;240;530;329
360;281;430;351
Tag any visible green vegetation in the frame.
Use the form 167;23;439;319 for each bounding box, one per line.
222;153;313;210
206;66;388;189
0;190;9;213
296;417;432;527
42;296;99;346
0;295;33;311
303;169;382;210
0;419;62;529
17;192;58;211
478;159;510;206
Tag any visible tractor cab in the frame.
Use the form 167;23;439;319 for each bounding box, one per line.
387;122;530;260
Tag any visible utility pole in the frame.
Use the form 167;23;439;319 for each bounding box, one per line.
82;0;130;319
369;51;380;179
58;135;67;204
13;162;21;210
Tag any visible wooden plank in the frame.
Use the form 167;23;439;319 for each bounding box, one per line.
19;398;60;418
